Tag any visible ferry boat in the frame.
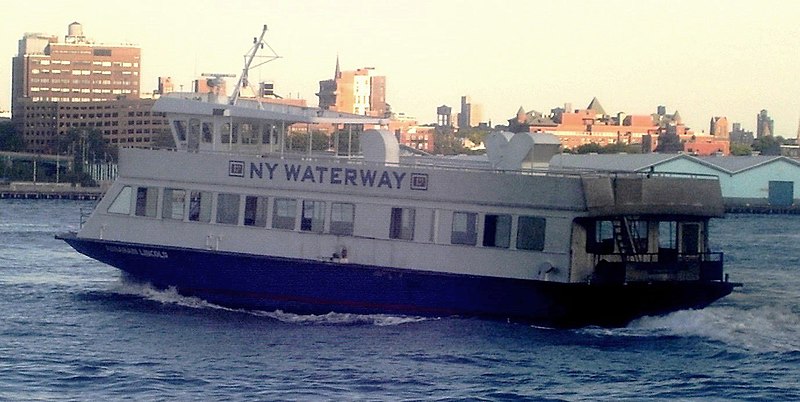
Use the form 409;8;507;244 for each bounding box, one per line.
58;27;739;328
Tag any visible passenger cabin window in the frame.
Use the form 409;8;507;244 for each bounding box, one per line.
262;125;274;144
188;191;212;223
658;221;678;261
390;207;415;240
483;214;511;248
659;221;677;249
201;122;213;143
330;202;355;235
517;216;546;251
301;200;325;233
189;119;201;137
239;123;258;145
451;212;477;245
681;223;701;254
134;187;158;218
244;196;268;227
272;198;297;230
628;220;649;251
107;186;132;215
173;120;187;142
230;123;239;144
162;188;186;220
587;220;615;254
221;123;234;144
216;193;240;225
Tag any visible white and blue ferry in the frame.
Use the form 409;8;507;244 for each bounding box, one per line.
58;28;739;328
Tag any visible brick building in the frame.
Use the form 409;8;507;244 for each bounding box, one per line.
10;22;165;153
509;98;730;155
12;22;140;112
16;98;168;153
316;57;387;117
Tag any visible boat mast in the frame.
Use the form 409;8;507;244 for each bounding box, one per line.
230;24;281;105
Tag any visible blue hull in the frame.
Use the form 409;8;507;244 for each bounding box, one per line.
59;233;737;328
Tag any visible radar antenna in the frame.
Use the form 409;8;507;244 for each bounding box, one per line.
230;24;282;105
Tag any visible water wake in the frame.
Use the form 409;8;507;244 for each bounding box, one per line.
627;306;800;353
110;281;428;327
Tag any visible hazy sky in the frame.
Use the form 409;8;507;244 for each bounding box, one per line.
3;0;799;136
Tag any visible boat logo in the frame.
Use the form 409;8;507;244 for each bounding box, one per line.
410;173;429;191
229;160;245;177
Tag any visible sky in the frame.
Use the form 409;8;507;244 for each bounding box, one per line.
2;0;800;136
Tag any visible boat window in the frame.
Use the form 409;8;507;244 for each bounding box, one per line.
244;196;268;227
239;123;258;145
272;198;297;230
230;123;239;144
189;119;201;137
451;212;477;245
107;186;132;215
627;220;649;252
517;216;546;251
587;220;615;254
659;221;677;249
330;202;355;235
201;122;213;143
483;214;511;248
216;193;240;225
188;191;212;223
390;207;415;240
134;187;159;218
221;122;231;144
173;120;187;142
262;125;273;144
681;223;700;254
162;188;186;220
301;200;325;233
658;221;678;261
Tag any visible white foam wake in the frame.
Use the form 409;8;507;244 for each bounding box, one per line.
110;281;428;326
627;306;800;353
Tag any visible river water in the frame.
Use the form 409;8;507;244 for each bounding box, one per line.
1;199;798;400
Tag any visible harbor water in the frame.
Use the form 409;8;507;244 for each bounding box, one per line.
1;199;798;400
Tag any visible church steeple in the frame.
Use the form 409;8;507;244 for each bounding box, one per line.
335;54;341;79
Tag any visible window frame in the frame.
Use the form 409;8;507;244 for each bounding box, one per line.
451;211;477;245
215;193;241;225
482;214;511;248
330;202;355;236
389;207;415;240
272;198;297;230
516;215;546;251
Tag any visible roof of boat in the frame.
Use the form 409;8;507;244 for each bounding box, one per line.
153;92;389;126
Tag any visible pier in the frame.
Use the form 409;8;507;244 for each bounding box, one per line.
0;183;104;200
725;205;800;215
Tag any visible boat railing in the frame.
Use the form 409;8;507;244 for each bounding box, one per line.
592;251;724;283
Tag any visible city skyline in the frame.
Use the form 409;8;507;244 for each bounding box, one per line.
2;0;799;136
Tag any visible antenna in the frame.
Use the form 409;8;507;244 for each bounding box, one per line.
230;24;282;105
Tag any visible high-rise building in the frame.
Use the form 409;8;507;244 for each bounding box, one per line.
756;109;774;138
10;22;154;153
457;96;483;128
316;57;387;117
12;22;141;113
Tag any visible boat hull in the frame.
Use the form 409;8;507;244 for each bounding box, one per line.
59;233;737;328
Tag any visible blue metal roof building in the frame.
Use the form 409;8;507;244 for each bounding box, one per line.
550;154;800;207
